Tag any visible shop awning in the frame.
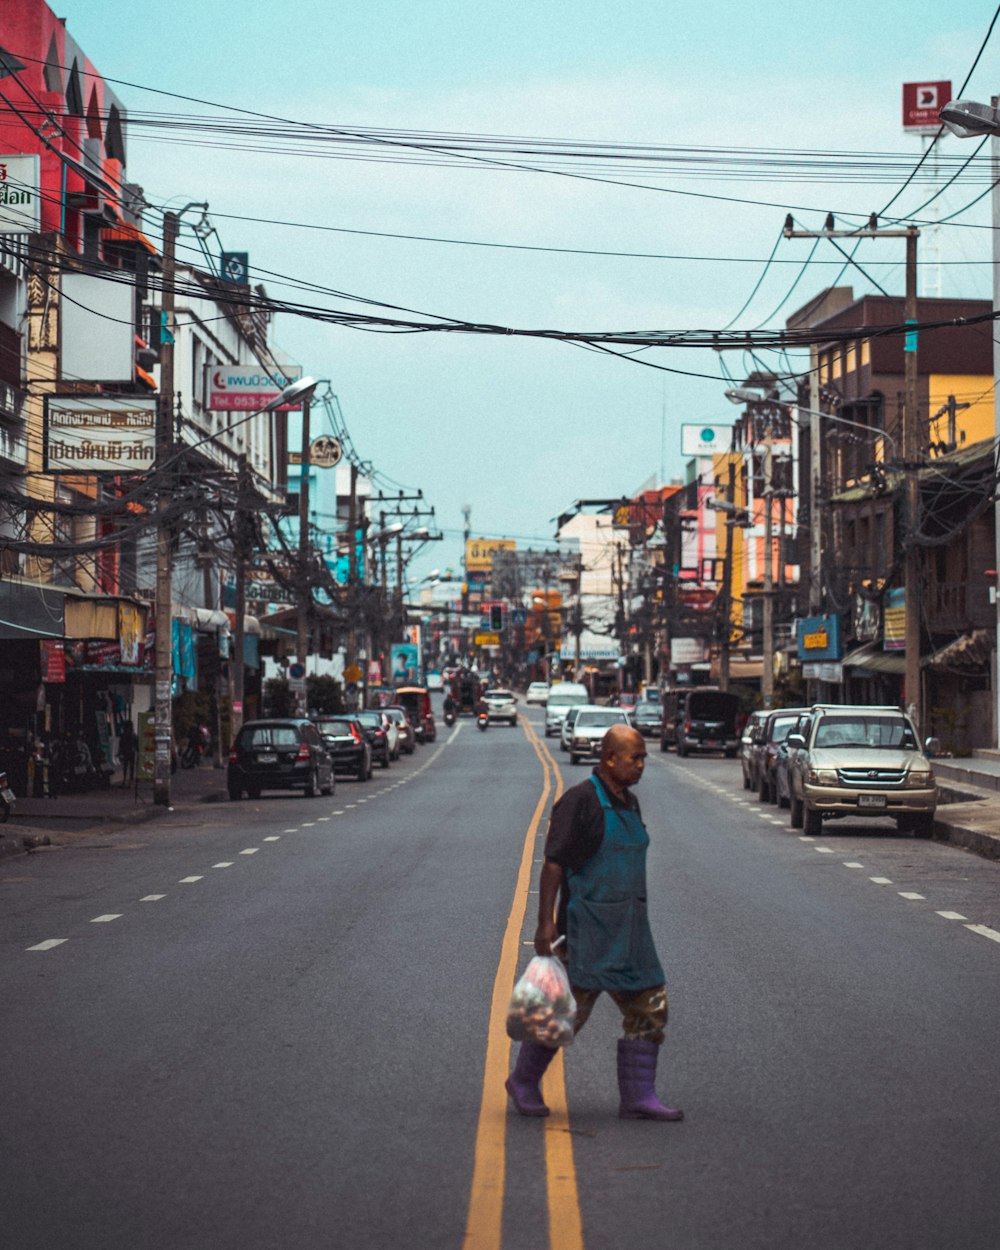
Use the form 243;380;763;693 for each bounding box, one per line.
924;630;993;673
842;641;906;674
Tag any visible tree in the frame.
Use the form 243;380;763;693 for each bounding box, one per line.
306;674;345;715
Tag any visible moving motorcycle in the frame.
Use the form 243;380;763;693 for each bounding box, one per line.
0;769;14;822
477;711;489;732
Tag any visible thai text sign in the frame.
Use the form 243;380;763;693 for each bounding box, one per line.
43;397;156;473
466;537;515;572
0;155;41;233
796;614;842;663
207;365;303;411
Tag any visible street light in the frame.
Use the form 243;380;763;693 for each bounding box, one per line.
941;94;1000;747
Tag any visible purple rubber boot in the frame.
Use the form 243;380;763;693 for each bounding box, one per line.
617;1039;684;1121
506;1041;558;1117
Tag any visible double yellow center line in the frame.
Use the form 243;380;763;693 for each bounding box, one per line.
462;718;584;1250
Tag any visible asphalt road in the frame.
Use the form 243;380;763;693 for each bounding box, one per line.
3;699;1000;1250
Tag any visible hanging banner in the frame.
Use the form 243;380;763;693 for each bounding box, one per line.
883;588;906;651
39;640;66;683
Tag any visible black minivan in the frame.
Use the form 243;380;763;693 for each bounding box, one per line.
660;688;741;757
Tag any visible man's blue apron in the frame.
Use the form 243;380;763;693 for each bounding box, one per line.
564;775;665;992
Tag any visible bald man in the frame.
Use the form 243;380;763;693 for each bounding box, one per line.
505;724;683;1121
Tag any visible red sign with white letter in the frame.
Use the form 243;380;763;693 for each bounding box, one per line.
902;81;952;133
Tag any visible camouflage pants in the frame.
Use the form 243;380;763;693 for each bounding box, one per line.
571;983;668;1044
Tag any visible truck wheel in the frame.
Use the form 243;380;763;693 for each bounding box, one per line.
803;804;823;836
758;775;770;803
790;793;804;828
911;813;934;839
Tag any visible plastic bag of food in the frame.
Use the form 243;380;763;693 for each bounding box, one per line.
506;955;577;1048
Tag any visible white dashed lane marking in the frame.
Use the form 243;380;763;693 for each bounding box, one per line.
966;924;1000;944
844;862;864;868
870;877;893;885
263;836;280;842
937;911;968;921
179;876;203;884
214;862;233;869
90;914;121;923
899;892;926;901
141;894;165;902
239;849;258;856
814;847;835;854
27;939;67;951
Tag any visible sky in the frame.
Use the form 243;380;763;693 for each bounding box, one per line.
54;0;1000;584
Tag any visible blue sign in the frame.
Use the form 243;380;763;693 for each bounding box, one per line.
796;614;842;663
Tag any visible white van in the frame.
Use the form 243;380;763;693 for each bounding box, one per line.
544;682;590;737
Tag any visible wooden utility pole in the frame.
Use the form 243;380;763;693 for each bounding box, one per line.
231;454;249;737
153;211;178;806
719;460;736;693
761;415;775;709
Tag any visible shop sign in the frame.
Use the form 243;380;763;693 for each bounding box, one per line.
40;640;66;683
883;588;906;651
802;661;844;684
309;436;342;468
853;593;881;643
0;154;41;233
903;81;951;134
474;632;501;647
671;637;707;665
681;424;733;457
796;614;842;662
118;603;144;666
206;364;303;412
43;397;156;474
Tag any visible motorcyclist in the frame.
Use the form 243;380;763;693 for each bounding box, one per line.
443;692;456;723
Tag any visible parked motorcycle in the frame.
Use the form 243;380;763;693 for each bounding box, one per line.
0;769;14;822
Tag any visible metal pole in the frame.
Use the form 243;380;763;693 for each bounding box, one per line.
347;461;358;673
904;228;922;729
153;211;178;806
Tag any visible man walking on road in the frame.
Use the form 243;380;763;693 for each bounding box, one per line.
506;724;683;1121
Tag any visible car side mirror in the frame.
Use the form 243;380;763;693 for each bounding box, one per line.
786;733;805;749
924;736;940;758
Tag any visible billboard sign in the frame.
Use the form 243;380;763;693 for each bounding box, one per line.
207;364;303;411
0;155;41;233
902;81;952;133
465;537;515;572
43;397;157;473
390;643;419;685
681;424;733;457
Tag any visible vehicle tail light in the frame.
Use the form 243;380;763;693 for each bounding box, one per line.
349;723;364;743
229;745;238;763
684;720;692;733
296;742;311;761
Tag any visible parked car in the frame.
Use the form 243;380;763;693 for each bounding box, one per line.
484;688;518;725
756;707;811;804
567;707;633;764
663;688;741;757
315;715;374;781
384;706;415;755
525;682;550;705
740;710;769;789
354;709;394;768
228;719;334;800
632;701;663;737
393;686;437;743
786;704;939;837
544;682;590;738
774;711;811;809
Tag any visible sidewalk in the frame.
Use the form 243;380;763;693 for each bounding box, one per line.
0;762;229;860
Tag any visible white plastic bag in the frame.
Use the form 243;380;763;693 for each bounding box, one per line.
506;955;577;1048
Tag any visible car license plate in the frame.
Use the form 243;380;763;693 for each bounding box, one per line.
257;752;277;764
858;794;887;809
706;740;720;747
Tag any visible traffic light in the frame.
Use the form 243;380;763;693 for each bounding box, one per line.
490;603;504;631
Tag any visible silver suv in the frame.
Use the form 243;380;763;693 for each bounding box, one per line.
786;705;938;838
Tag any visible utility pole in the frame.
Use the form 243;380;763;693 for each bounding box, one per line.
296;395;312;711
903;229;922;730
761;413;775;709
719;461;736;693
784;219;920;721
346;461;358;674
153;211;178;806
231;454;249;737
